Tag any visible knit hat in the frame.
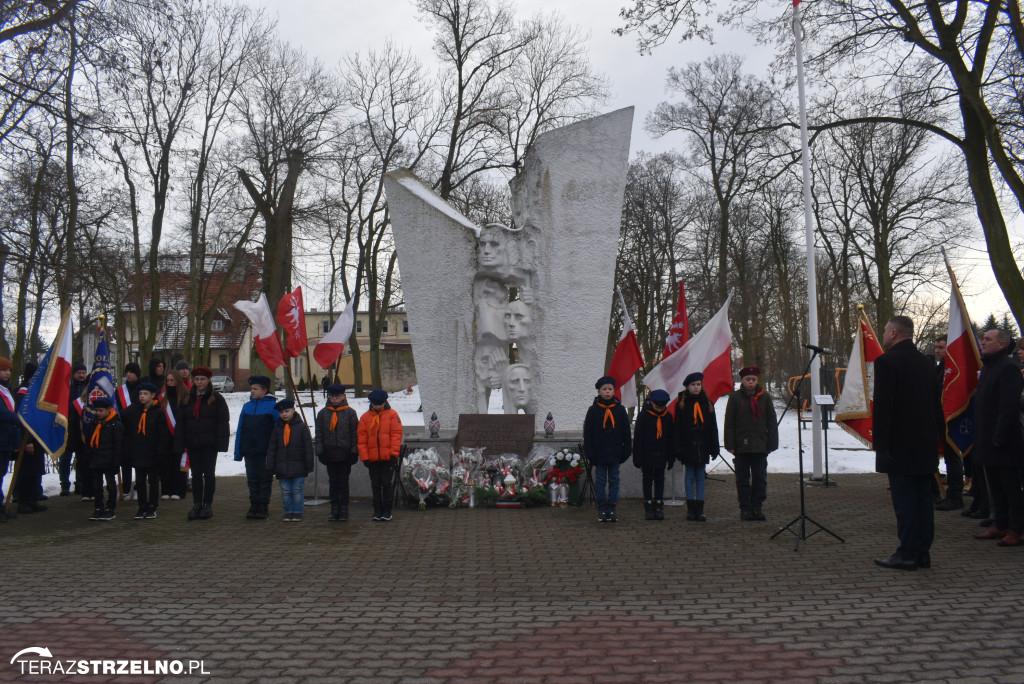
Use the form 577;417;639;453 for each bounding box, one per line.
738;366;760;379
327;383;347;396
683;372;704;387
274;398;295;411
367;389;388;404
174;360;190;371
192;366;213;378
90;397;113;409
595;375;616;390
72;361;87;373
124;362;142;377
649;389;670;405
0;357;11;372
137;382;159;395
248;375;271;388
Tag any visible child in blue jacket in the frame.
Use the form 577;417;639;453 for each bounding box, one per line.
234;375;278;519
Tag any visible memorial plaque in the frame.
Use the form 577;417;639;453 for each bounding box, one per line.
454;414;536;457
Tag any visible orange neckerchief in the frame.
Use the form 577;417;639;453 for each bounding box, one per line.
692;401;704;426
283;421;291;447
369;408;383;436
138;405;150;435
328;404;350;431
646;409;664;438
90;411;116;449
596;401;616;429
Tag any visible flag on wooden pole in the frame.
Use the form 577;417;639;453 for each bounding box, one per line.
234;294;286;371
662;280;690;359
607;289;645;408
941;254;981;457
835;307;884;446
276;287;309;358
313;297;356;370
17;308;73;461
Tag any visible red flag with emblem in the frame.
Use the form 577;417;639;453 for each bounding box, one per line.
834;309;884;446
276;287;308;358
663;280;690;359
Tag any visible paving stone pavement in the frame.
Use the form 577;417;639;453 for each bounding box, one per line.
2;473;1023;683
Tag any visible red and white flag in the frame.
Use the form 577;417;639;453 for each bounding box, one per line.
314;297;356;370
276;287;308;358
642;291;734;404
942;259;982;457
662;280;690;358
607;290;645;408
234;294;286;371
835;309;884;447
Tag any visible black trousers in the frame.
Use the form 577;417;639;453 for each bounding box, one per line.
985;464;1024;532
367;461;395;515
15;449;43;502
76;451;94;497
189;449;217;505
734;453;768;508
91;469;118;511
119;463;133;496
135;466;160;510
159;452;187;498
641;466;666;501
887;472;934;561
325;461;353;507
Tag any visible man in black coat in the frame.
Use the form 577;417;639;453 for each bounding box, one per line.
175;366;230;520
873;316;940;571
971;328;1024;546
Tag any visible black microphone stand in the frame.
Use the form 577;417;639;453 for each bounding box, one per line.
771;348;845;550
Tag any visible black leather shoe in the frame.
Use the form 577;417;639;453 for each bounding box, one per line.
874;555;918;571
917;553;931;569
935;496;963;511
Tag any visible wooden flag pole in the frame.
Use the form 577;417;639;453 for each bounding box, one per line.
3;433;29;511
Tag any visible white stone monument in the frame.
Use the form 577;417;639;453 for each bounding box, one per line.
385;107;633;431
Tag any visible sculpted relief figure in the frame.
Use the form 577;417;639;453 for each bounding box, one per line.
474;341;508;414
502;363;533;415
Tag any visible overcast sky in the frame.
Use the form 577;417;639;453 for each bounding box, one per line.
238;0;1016;322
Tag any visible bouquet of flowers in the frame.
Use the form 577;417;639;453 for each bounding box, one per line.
400;448;448;509
546;447;583;485
521;446;555;490
450;447;485;507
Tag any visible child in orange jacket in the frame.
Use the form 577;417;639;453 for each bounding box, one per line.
357;389;403;521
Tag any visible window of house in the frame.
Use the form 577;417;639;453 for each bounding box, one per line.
402;319;409;333
356;320;362;333
382;320;389;333
211;319;224;332
157;320;165;332
322;320;330;334
218;354;227;370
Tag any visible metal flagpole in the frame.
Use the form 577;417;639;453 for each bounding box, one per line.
793;0;824;478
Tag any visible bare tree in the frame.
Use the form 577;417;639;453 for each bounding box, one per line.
617;0;1024;330
235;40;341;326
647;54;785;303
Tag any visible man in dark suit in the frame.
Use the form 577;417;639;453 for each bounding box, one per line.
971;328;1024;546
873;316;940;570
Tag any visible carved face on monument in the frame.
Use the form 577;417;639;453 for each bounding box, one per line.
503;300;532;341
478;225;522;278
503;363;532;413
474;341;508;389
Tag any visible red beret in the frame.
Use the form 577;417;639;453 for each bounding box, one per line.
738;366;760;378
192;366;213;378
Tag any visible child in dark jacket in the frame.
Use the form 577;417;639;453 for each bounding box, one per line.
724;366;778;521
583;375;632;522
120;382;168;519
674;372;720;522
267;399;314;522
633;389;675;520
315;383;359;521
84;397;124;521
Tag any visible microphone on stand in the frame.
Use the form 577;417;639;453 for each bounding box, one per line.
803;343;834;355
